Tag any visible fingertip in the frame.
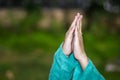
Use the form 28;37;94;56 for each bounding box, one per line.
80;15;83;19
77;12;80;18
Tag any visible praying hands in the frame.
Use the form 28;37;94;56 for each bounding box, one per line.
49;13;105;80
62;13;88;70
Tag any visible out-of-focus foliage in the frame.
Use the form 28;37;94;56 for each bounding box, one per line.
0;0;120;80
0;8;120;80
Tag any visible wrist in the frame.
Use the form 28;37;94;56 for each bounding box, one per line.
77;54;88;61
62;44;70;56
77;54;88;70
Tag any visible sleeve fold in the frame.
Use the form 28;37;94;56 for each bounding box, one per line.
49;43;77;80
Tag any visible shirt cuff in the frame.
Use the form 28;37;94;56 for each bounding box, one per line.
83;59;93;74
82;59;105;80
54;43;77;72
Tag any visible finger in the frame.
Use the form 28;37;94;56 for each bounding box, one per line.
76;14;81;32
70;14;78;29
79;15;83;34
70;12;80;29
77;13;80;18
70;16;78;31
66;13;81;38
74;15;81;40
77;15;81;31
67;14;79;35
75;23;79;39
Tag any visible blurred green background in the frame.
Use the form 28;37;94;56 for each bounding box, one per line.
0;0;120;80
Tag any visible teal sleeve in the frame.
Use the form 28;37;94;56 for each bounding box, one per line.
72;62;83;80
73;59;105;80
48;43;77;80
48;43;105;80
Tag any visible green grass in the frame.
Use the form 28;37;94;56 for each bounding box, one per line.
0;31;120;80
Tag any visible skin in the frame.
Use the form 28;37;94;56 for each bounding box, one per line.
62;13;88;70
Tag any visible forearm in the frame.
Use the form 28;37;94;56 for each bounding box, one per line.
76;52;88;70
73;59;105;80
49;43;77;80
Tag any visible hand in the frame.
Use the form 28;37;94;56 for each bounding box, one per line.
62;14;78;56
73;13;88;70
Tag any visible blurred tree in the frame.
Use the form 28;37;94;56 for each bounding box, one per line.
0;0;119;13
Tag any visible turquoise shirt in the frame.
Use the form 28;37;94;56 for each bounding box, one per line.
49;44;105;80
